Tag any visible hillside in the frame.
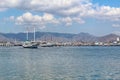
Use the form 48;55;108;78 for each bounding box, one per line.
0;32;119;42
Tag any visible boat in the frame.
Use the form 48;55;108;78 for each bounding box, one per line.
22;27;38;48
40;42;55;47
23;41;38;48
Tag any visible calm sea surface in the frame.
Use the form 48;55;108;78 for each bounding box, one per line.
0;46;120;80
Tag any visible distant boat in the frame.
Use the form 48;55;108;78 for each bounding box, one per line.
22;27;38;48
40;42;55;47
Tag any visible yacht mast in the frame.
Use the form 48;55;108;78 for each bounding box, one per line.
26;27;29;41
34;27;36;42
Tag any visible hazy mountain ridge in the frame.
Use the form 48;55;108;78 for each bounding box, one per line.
0;33;14;42
98;34;120;42
0;32;119;42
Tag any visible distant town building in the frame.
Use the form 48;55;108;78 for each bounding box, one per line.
117;37;120;42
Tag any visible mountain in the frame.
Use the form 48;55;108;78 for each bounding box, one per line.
0;32;119;42
99;34;119;42
73;33;98;42
0;34;11;42
1;33;26;41
1;32;75;42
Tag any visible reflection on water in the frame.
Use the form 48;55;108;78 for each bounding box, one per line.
0;46;120;80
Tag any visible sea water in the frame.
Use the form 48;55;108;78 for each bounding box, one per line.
0;46;120;80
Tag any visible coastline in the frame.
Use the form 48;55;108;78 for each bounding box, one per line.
1;41;120;47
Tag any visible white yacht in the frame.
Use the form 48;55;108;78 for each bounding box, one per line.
22;27;38;48
23;41;38;48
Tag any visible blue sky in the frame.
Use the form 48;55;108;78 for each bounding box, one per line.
0;0;120;36
92;0;120;7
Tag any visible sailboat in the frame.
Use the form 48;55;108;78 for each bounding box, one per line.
22;27;38;48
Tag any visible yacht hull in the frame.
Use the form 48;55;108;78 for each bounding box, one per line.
22;41;38;48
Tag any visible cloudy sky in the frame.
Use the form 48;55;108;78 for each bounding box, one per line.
0;0;120;36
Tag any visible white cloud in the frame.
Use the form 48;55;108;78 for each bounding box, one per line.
59;17;85;26
60;17;72;26
90;6;120;21
43;13;54;21
99;6;120;16
0;0;21;8
73;17;85;24
15;12;59;29
14;12;85;28
0;0;120;27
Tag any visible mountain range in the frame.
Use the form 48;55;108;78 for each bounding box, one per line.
0;32;119;42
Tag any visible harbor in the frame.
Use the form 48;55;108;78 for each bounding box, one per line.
1;39;120;47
